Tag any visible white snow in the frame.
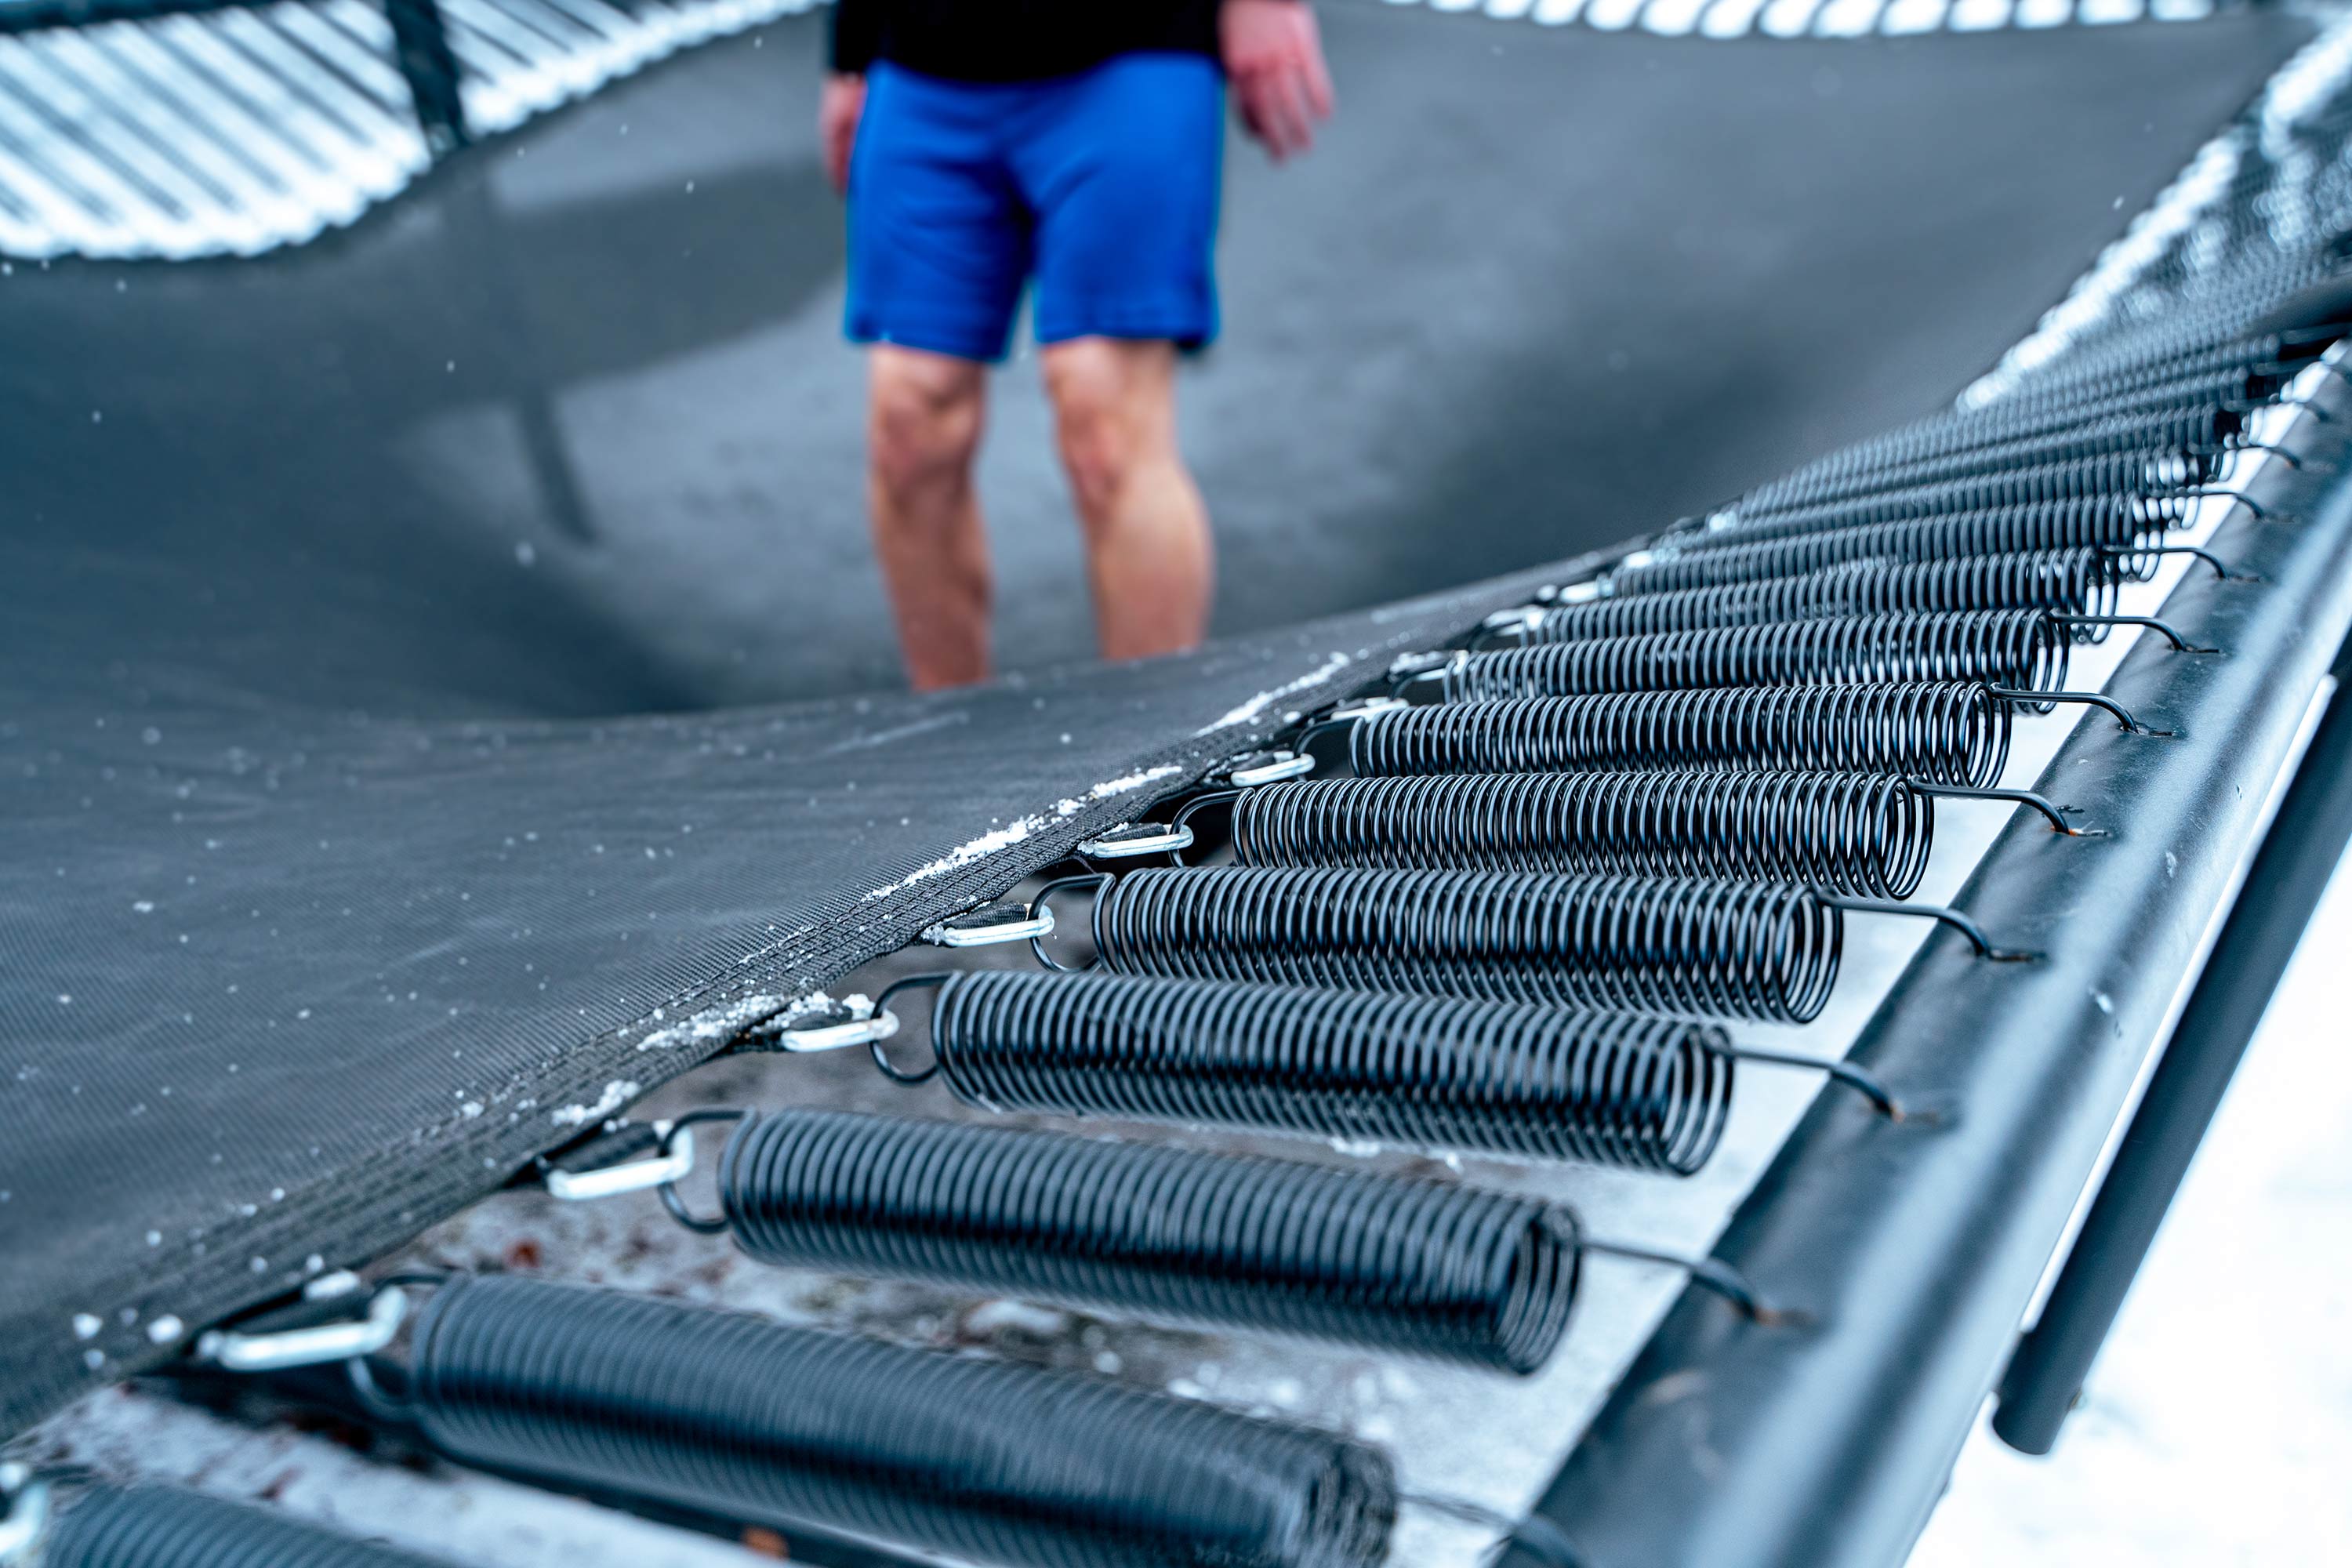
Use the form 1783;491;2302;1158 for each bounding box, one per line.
1195;652;1353;735
548;1080;641;1128
1915;855;2352;1566
860;765;1181;902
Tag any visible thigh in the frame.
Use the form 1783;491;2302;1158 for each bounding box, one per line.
1015;53;1225;350
846;66;1032;364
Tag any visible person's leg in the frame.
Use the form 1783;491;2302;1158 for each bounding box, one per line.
867;345;993;691
1040;337;1212;661
841;64;1029;688
1015;53;1226;662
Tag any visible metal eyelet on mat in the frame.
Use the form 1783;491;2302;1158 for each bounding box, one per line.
771;1000;900;1053
920;899;1057;947
0;1478;50;1565
1221;749;1315;786
1076;822;1195;858
543;1127;698;1203
194;1282;408;1373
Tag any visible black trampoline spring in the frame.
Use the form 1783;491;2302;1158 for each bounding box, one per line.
918;969;1734;1169
1511;572;1873;643
404;1273;1397;1568
1740;416;2228;511
1693;484;2164;557
1994;326;2334;409
1079;866;1844;1024
1436;612;2068;702
1515;550;2124;645
1777;367;2278;481
1855;361;2319;461
38;1483;447;1568
1740;445;2202;517
1225;769;1934;898
713;1108;1589;1371
1608;506;2166;597
1679;491;2158;556
1807;552;2126;637
1989;347;2273;413
1348;683;2010;789
1722;456;2212;532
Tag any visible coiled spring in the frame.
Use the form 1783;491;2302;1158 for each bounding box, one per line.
1082;866;1842;1024
924;969;1734;1170
1671;490;2156;557
1732;449;2201;524
1607;507;2160;597
1736;414;2227;512
39;1485;441;1568
1754;377;2263;499
1439;612;2067;702
407;1273;1396;1568
1348;683;2010;789
1994;326;2324;411
1227;769;1933;898
717;1108;1587;1371
1518;551;2122;645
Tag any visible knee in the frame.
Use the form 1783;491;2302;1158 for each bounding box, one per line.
1049;361;1159;524
869;366;984;510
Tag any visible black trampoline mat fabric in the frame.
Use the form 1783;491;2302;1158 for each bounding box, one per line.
0;9;2316;1436
0;572;1565;1434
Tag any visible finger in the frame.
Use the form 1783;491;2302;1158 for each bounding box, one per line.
1237;73;1285;158
830;129;854;194
1300;41;1336;122
1268;64;1316;157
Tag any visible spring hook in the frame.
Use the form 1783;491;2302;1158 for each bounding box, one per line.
921;899;1058;948
0;1480;49;1566
2098;542;2252;582
757;994;900;1052
541;1127;699;1203
1986;687;2177;739
1076;822;1196;860
1221;748;1316;786
1574;1233;1804;1328
1818;893;2038;963
1904;779;2106;837
2050;614;2220;654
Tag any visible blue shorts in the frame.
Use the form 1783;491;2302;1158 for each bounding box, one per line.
845;53;1224;364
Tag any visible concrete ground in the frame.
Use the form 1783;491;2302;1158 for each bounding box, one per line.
1914;847;2352;1566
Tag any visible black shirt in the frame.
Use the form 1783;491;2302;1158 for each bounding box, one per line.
828;0;1231;82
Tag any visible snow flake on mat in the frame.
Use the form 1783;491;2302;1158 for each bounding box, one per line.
548;1080;641;1128
1196;652;1354;735
859;765;1184;902
633;991;805;1054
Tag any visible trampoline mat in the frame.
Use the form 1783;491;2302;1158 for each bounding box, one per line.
0;5;2315;1436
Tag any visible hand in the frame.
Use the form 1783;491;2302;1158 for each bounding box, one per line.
819;72;866;195
1221;0;1334;162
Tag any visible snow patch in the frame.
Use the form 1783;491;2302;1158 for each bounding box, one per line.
1195;652;1352;735
860;766;1181;902
550;1080;641;1127
636;992;807;1053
